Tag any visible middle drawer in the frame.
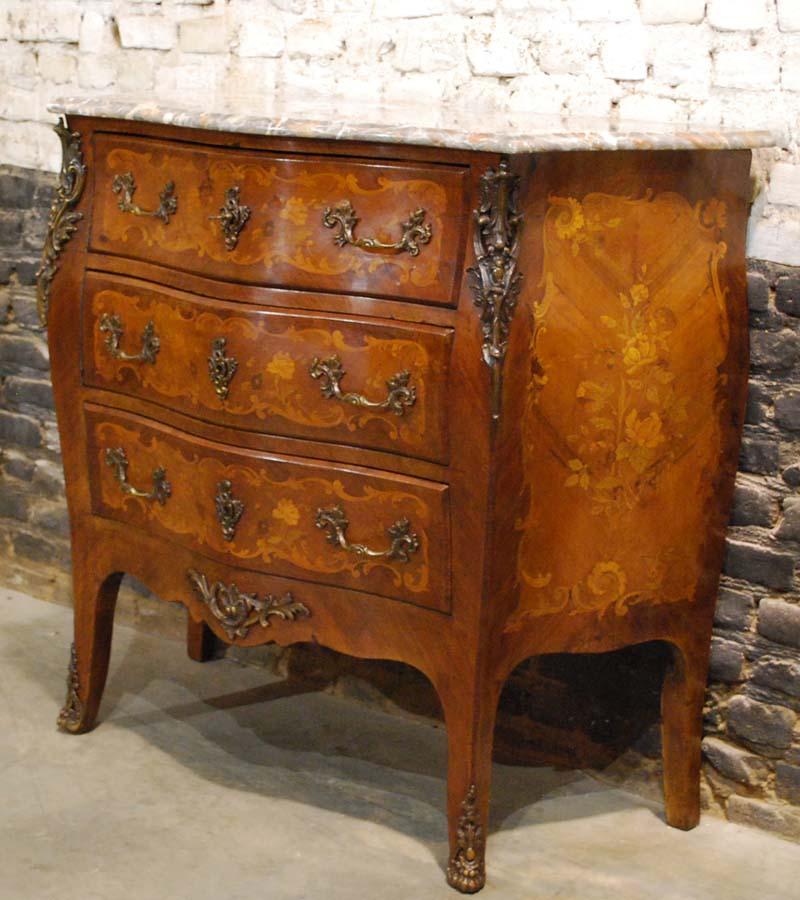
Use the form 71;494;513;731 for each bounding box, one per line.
82;273;452;463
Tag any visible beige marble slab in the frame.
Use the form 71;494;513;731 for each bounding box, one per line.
49;92;786;153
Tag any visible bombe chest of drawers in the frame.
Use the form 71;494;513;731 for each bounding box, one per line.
39;95;780;893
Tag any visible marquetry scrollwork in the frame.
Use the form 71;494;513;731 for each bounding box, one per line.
187;569;310;641
112;172;177;224
446;784;485;894
36;118;87;326
322;200;432;256
56;643;85;734
215;479;244;542
208;337;238;400
208;185;251;250
468;159;525;422
99;313;160;364
315;504;420;563
308;354;417;416
104;446;172;505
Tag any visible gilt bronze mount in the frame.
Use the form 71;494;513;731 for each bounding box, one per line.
322;200;432;256
56;643;85;734
112;171;177;224
36;118;87;326
446;785;485;894
468;159;525;422
215;479;244;542
209;185;251;250
309;354;416;416
208;337;238;400
99;313;160;364
187;569;310;641
104;446;172;505
315;504;420;563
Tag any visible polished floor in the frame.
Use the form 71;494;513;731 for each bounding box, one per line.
2;584;799;900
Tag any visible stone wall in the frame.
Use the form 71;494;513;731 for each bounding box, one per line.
1;0;799;264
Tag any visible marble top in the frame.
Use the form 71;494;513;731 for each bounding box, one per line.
50;93;787;154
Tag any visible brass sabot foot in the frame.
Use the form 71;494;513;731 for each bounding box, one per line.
446;784;486;893
56;643;92;734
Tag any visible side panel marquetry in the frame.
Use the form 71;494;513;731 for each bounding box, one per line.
82;273;452;463
85;405;451;612
507;154;749;627
90;134;468;306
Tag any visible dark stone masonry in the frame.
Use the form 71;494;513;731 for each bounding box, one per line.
1;163;799;839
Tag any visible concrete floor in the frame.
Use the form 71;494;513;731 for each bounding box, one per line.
2;586;800;900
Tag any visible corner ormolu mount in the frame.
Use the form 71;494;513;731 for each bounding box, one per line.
36;118;87;326
468;159;525;423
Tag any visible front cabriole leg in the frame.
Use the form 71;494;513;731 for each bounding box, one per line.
57;567;122;735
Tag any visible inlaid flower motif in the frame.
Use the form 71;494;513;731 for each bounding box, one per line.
280;197;308;225
622;334;659;374
552;196;621;257
272;498;300;526
555;198;586;255
564;458;590;489
624;409;665;450
266;351;295;381
629;282;649;306
700;198;728;231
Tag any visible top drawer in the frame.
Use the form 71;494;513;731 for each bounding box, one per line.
89;134;469;307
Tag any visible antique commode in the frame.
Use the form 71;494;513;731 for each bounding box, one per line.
39;93;780;892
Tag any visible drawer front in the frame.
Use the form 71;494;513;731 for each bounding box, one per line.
85;406;451;612
82;273;452;463
90;134;468;306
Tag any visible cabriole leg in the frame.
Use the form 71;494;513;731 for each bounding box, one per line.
186;614;216;662
57;567;122;734
661;640;710;830
439;679;501;894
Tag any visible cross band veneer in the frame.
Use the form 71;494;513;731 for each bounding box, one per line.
39;95;781;893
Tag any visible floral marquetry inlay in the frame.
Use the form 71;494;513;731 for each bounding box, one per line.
514;189;731;621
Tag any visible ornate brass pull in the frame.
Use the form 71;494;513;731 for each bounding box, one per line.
308;355;416;416
99;313;160;364
208;186;250;250
315;504;420;563
215;480;244;542
187;569;310;641
104;447;171;505
322;200;432;256
208;337;238;400
112;172;177;224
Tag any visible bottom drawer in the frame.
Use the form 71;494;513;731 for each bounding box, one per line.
85;404;451;613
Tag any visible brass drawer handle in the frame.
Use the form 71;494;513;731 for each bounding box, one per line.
208;337;238;400
322;200;432;257
208;186;251;250
112;172;177;224
104;447;171;505
99;313;160;364
187;569;310;641
309;355;416;417
215;480;244;542
315;504;420;563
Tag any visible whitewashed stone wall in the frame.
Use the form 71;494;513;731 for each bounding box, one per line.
2;0;799;262
1;0;798;263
